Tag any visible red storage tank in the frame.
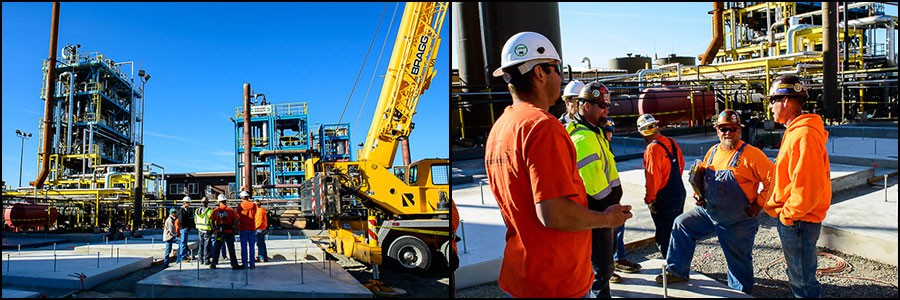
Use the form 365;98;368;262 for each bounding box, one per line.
639;86;716;126
4;203;58;230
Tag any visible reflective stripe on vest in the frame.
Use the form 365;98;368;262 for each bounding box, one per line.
567;122;620;201
194;207;213;231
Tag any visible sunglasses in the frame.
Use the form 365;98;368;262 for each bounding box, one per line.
717;126;739;133
580;100;609;109
539;63;561;75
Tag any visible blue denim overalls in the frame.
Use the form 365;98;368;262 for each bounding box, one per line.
647;137;685;259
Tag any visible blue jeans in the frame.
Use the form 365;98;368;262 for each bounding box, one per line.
666;207;758;294
256;229;268;261
613;225;625;261
506;290;594;298
239;230;256;268
777;220;822;298
178;228;191;260
163;237;181;265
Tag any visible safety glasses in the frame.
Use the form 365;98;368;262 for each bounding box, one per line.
717;126;739;133
539;63;561;76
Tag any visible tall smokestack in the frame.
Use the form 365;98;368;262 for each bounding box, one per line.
34;2;61;189
243;83;252;195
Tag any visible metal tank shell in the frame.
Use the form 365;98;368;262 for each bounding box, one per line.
638;86;716;125
654;54;696;66
4;203;59;229
609;55;652;73
479;2;562;88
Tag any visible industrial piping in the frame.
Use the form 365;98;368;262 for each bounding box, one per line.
35;2;61;189
243;83;252;195
699;2;724;65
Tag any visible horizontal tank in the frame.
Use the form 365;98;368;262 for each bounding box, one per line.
4;203;58;230
638;86;716;125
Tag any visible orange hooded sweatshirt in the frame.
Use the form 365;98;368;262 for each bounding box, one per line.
764;114;831;226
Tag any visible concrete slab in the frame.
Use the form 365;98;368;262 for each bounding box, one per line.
72;236;198;259
0;252;152;290
134;261;372;298
1;288;42;298
611;259;752;298
819;180;898;265
2;236;70;249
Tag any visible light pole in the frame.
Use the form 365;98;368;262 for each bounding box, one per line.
15;129;33;188
138;69;150;145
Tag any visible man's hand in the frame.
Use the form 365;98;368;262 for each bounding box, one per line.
745;202;763;217
602;204;633;228
693;194;707;207
647;201;658;214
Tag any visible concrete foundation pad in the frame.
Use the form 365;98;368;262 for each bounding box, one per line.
135;261;372;298
819;182;898;265
1;288;42;298
612;259;752;298
2;236;71;249
72;237;198;259
0;253;152;290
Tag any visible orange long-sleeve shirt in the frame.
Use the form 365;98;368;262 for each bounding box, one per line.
643;136;684;203
764;114;831;226
255;206;268;230
701;140;774;206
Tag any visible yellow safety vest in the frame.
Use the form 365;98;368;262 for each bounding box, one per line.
566;120;620;201
194;206;214;231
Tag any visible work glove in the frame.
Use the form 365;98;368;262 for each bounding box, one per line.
647;201;658;214
745;202;763;217
256;229;262;234
693;194;707;207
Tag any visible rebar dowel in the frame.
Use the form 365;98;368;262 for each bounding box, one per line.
97;252;100;268
117;248;119;263
461;220;468;254
875;139;877;154
179;259;182;271
5;253;9;272
197;256;200;280
54;254;57;272
288;232;291;240
479;180;485;205
885;174;889;202
54;243;57;255
662;264;668;298
110;245;114;258
301;262;305;284
294;248;297;264
245;265;249;285
329;260;332;277
19;244;22;257
125;237;128;247
151;237;154;247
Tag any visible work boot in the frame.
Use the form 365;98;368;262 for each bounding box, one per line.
209;264;216;269
615;259;643;273
610;273;623;283
655;271;688;284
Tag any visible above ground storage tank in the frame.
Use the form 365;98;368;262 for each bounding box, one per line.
4;203;58;230
638;86;716;125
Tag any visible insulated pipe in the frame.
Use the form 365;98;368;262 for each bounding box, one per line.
35;2;61;189
699;2;724;65
243;83;252;195
62;72;75;155
258;149;309;156
768;19;787;56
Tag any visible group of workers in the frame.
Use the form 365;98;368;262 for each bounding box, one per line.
162;190;270;270
484;31;831;298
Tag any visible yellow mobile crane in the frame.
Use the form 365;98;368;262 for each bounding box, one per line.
301;2;450;272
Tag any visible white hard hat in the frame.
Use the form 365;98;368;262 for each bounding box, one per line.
217;194;227;201
563;80;585;98
637;114;659;136
492;31;561;78
182;196;191;202
239;190;250;198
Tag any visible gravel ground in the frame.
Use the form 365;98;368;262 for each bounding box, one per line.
456;213;899;298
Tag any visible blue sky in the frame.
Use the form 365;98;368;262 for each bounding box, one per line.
3;2;449;187
453;2;898;69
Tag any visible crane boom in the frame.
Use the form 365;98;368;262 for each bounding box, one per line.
359;2;447;167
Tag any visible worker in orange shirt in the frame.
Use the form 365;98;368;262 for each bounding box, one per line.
658;110;773;294
210;195;242;270
254;198;269;263
764;75;831;298
485;31;632;298
638;113;685;259
235;190;258;269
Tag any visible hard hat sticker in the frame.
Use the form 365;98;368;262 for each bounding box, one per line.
592;90;600;97
514;44;528;56
793;83;804;92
